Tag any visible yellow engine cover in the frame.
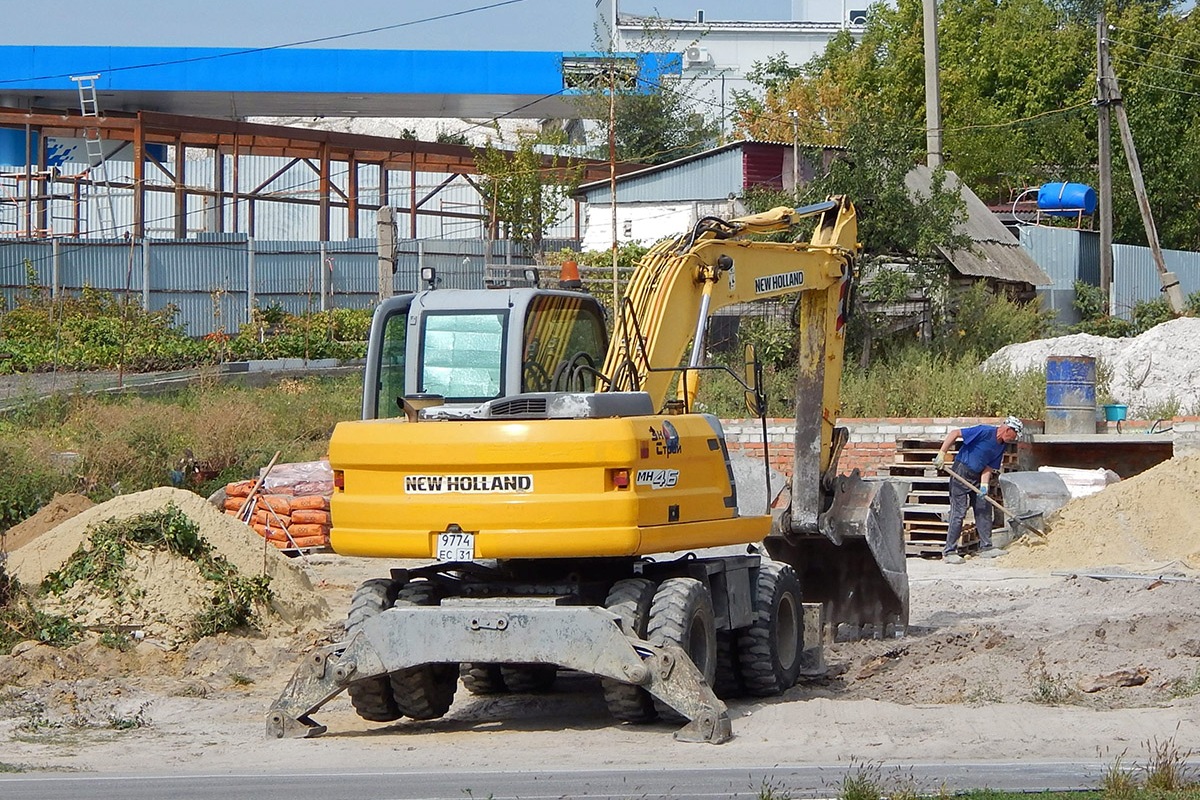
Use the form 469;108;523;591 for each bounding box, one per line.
329;414;769;559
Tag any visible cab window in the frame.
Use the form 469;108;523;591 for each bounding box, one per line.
419;311;507;401
375;308;409;419
521;296;608;392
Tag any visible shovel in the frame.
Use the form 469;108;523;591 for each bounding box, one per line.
928;465;1049;542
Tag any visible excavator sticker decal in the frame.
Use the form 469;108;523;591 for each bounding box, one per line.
404;474;534;493
754;270;804;294
650;421;682;457
636;468;679;489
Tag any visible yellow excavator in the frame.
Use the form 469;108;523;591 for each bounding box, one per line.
268;197;908;744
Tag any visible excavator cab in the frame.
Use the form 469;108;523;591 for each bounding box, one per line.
361;288;609;420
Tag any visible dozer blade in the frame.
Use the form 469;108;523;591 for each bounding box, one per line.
267;604;731;744
768;473;910;639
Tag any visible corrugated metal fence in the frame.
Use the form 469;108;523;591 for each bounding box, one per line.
0;237;578;337
1019;225;1200;323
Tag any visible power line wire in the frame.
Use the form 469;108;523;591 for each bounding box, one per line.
0;0;530;86
1108;23;1200;51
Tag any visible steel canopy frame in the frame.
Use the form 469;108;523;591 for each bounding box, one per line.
0;107;630;240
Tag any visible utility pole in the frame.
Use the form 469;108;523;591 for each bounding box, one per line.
1099;31;1186;315
1096;11;1114;313
789;110;800;195
609;62;619;314
921;0;943;168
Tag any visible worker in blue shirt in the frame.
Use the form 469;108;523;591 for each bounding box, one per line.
933;416;1023;564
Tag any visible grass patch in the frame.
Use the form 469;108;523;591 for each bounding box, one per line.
40;504;272;641
0;566;80;654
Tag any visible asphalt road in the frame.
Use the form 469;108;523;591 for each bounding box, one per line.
0;761;1123;800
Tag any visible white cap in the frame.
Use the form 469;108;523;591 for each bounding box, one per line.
1003;415;1024;434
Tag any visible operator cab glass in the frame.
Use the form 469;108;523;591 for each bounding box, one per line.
521;295;608;392
418;310;508;402
373;304;410;420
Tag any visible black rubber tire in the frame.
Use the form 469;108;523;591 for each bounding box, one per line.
345;578;403;722
737;560;804;696
713;629;745;700
647;577;716;720
600;577;659;723
388;581;458;720
460;663;507;695
499;664;558;692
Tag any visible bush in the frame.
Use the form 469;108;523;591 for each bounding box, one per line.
0;440;71;534
937;282;1055;361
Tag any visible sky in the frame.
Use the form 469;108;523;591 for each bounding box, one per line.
0;0;797;51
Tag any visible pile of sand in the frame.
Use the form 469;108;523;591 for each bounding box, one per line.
1;493;96;552
6;487;329;646
1004;454;1200;571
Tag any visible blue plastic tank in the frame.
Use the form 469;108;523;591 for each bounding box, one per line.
1037;182;1097;217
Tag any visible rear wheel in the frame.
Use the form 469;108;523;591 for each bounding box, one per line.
499;664;558;692
600;577;658;723
713;629;745;699
460;663;507;695
389;580;458;720
345;578;402;722
647;577;716;720
738;561;804;696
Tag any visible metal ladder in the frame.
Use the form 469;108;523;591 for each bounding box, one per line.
71;74;119;238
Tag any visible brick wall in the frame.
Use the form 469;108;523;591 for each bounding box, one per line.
720;415;1200;478
723;417;1016;478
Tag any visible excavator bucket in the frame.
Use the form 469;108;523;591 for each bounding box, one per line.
766;473;910;640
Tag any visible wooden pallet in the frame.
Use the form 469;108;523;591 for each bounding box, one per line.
891;437;1015;557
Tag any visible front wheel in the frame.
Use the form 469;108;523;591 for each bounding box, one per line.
389;580;458;720
647;577;716;720
738;560;804;696
600;577;659;723
345;578;403;722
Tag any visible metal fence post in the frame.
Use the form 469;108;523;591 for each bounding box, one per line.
247;237;256;322
141;239;151;310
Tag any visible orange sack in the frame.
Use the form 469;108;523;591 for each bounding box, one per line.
258;494;292;514
290;494;331;511
253;509;291;528
288;523;330;540
223;497;247;512
225;480;256;498
269;536;326;549
290;508;331;525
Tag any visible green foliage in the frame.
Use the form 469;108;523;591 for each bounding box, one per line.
0;286;209;374
0;567;81;653
938;282;1055;361
1167;668;1200;699
841;347;1045;418
0;440;69;534
738;317;798;371
41;504;273;641
0;286;372;374
475;130;584;254
1073;282;1200;338
226;306;372;362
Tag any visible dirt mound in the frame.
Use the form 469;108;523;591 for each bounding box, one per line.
1003;455;1200;571
2;493;96;553
6;487;329;646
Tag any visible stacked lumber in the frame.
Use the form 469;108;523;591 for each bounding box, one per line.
223;461;333;551
889;438;1016;557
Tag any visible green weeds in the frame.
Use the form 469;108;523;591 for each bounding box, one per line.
41;504;272;641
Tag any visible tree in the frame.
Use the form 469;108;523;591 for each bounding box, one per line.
474;130;584;257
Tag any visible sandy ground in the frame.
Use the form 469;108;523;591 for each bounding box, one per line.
2;551;1198;775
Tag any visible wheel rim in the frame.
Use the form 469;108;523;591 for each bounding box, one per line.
776;591;799;670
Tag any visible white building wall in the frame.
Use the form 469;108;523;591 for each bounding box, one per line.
615;18;861;135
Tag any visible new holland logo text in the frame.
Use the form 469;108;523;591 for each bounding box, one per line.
405;474;534;494
636;469;679;489
754;270;804;294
